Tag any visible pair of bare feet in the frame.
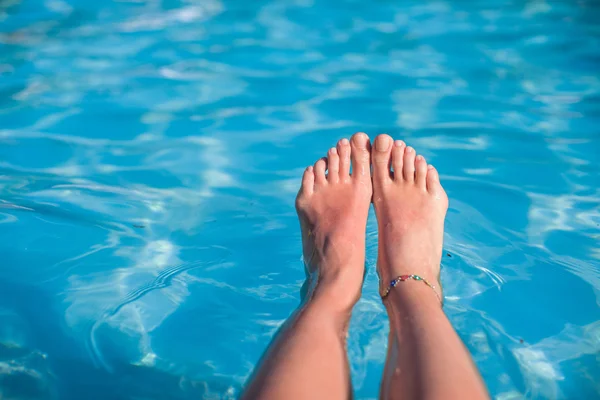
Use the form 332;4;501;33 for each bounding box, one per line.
295;132;448;313
243;133;489;400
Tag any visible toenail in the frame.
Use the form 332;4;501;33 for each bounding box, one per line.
352;132;369;147
428;165;434;170
307;166;313;171
416;155;423;161
341;138;349;145
406;146;414;153
330;147;337;155
376;136;391;152
394;140;404;147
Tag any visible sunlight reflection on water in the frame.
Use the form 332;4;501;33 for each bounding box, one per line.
0;0;599;398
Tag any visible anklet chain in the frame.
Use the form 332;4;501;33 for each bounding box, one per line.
380;275;442;304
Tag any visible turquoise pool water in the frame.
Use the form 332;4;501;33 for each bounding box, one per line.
1;0;599;398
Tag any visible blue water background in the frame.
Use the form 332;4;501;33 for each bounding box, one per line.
1;0;599;399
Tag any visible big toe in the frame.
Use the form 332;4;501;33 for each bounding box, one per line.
350;132;371;181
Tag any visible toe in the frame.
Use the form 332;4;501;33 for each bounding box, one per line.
327;147;340;183
391;140;405;182
372;134;393;183
314;157;327;186
299;166;315;196
403;146;416;182
337;138;351;179
415;154;428;188
350;132;371;180
426;164;441;194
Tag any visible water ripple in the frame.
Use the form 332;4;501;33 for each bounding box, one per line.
0;0;599;398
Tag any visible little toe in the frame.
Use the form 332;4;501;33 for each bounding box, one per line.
327;147;340;183
372;134;393;183
415;154;428;188
299;166;314;197
426;164;441;194
391;140;405;182
337;138;351;180
314;157;328;186
403;146;416;182
350;132;371;181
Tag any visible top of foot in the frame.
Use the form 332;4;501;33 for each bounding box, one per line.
295;132;372;311
370;134;448;301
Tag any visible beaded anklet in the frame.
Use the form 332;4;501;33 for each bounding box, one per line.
380;274;442;304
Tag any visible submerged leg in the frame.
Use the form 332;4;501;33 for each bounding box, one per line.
241;133;373;400
370;134;489;400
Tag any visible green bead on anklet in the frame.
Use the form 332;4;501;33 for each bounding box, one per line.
380;274;442;305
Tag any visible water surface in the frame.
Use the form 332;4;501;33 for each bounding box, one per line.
1;0;599;399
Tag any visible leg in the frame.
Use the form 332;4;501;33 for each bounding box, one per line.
242;133;373;400
371;134;489;400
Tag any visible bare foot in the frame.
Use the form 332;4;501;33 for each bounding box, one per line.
295;133;372;313
371;134;448;300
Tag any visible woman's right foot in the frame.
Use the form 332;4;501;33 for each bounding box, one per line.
370;134;449;300
295;133;373;313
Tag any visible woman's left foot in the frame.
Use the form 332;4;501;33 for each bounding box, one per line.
295;133;372;312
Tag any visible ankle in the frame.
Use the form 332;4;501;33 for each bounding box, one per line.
305;271;361;315
383;279;443;315
379;268;440;291
378;254;440;286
